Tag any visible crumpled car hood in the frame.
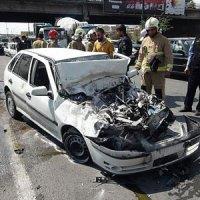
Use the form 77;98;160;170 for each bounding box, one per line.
56;57;130;96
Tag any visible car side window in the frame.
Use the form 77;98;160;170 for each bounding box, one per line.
8;53;21;71
13;54;32;81
30;59;50;90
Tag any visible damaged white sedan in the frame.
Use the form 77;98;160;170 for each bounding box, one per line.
4;48;200;175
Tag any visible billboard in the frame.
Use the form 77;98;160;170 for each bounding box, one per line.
165;0;185;15
104;0;185;15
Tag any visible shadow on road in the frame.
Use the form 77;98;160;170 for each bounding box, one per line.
165;95;198;109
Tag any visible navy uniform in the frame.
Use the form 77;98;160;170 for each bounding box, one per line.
118;34;132;57
181;38;200;115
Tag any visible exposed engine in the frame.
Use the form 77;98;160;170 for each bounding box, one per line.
90;80;176;152
69;79;176;152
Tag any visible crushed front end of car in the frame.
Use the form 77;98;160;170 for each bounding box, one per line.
83;80;200;175
55;54;200;174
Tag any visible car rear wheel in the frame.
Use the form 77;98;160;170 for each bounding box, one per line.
6;91;21;119
63;128;90;164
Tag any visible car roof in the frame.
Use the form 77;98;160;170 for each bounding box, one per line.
26;48;107;62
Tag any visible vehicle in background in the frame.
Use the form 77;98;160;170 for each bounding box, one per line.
81;25;97;34
4;42;17;57
169;37;195;79
0;42;4;55
34;23;68;48
39;27;68;48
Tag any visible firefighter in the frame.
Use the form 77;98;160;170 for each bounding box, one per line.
93;27;114;58
48;29;59;48
180;37;200;116
32;33;47;48
68;28;86;51
116;24;132;57
135;17;173;99
85;29;97;52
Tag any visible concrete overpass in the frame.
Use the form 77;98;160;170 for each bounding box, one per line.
0;0;200;36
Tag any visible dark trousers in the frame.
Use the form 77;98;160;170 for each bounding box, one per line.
184;69;200;111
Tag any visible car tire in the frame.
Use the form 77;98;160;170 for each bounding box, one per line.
6;91;22;119
63;128;91;164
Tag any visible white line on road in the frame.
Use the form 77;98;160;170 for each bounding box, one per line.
4;125;36;200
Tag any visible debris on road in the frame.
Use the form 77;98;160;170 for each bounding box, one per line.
96;176;110;184
14;147;24;154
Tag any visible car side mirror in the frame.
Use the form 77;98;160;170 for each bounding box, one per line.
127;69;139;78
31;86;48;96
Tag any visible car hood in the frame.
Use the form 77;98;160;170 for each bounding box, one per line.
56;56;130;96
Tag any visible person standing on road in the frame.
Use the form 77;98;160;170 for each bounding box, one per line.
14;37;22;52
19;35;32;50
116;24;132;57
48;29;59;48
85;29;97;52
32;33;47;48
68;28;86;51
180;37;200;116
135;17;173;99
93;28;114;58
68;34;85;51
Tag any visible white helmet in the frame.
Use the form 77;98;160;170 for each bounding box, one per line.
145;17;159;30
88;29;96;35
140;29;147;41
86;29;96;40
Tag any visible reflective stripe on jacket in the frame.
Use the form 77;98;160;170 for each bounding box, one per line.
136;33;173;72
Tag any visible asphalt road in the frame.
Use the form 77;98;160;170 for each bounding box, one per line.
1;55;200;200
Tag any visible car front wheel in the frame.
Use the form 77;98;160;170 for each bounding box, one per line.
6;91;21;119
63;128;91;164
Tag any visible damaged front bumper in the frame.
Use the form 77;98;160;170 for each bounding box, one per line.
85;116;200;175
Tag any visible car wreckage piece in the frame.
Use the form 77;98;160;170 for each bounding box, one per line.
55;54;200;175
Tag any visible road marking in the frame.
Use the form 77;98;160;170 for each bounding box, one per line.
4;125;36;200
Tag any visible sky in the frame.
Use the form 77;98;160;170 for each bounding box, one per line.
0;23;34;34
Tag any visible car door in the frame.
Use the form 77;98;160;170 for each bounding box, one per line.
171;40;187;74
26;57;57;134
10;53;33;114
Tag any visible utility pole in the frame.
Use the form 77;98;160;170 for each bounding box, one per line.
141;0;145;22
5;23;8;38
28;23;30;35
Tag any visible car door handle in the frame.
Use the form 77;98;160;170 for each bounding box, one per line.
26;92;31;100
8;78;13;84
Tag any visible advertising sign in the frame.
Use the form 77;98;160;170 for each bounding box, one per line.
165;0;185;15
104;0;186;15
104;0;165;13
